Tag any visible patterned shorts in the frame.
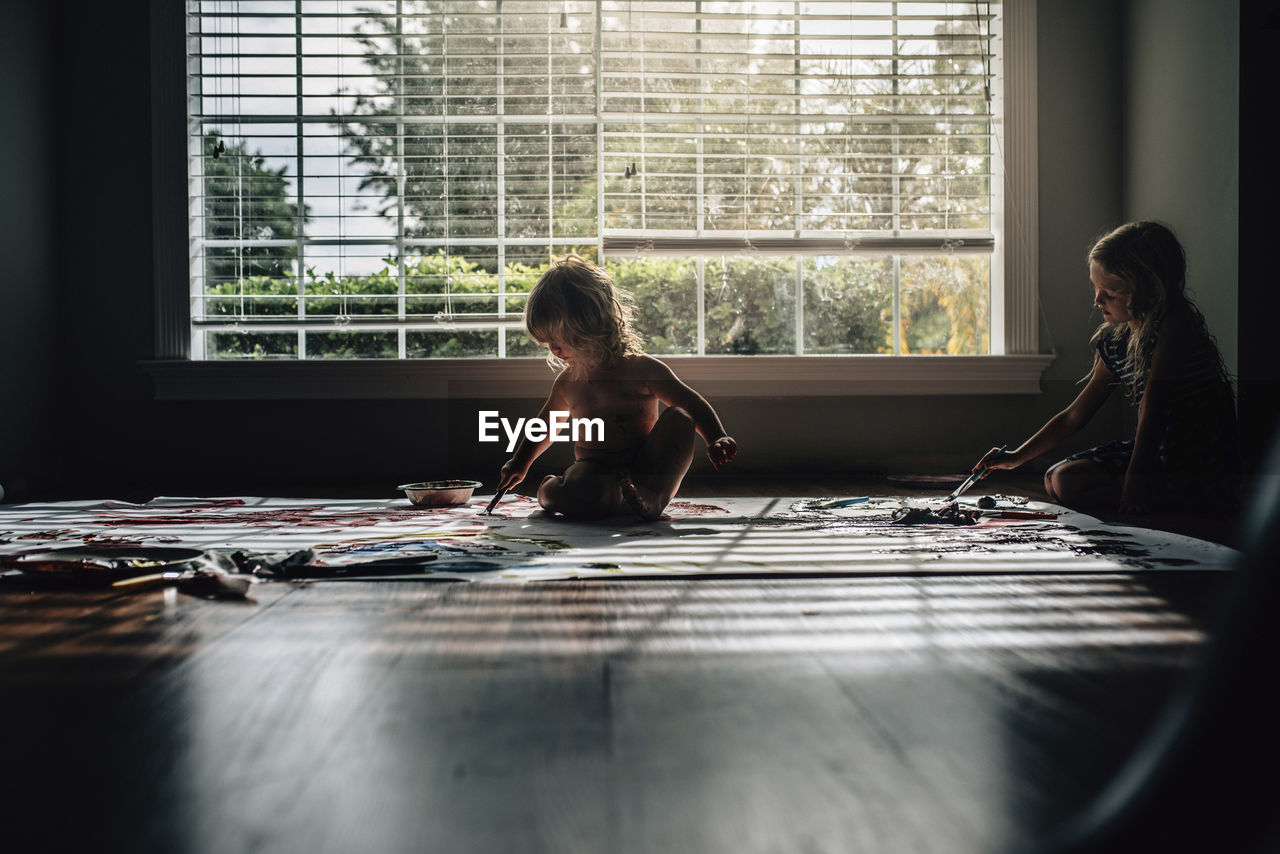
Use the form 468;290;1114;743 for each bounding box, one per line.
1062;439;1134;478
1061;438;1241;511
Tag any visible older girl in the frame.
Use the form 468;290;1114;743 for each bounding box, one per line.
975;221;1239;514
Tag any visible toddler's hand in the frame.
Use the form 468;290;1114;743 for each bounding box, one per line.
707;436;738;471
498;458;529;491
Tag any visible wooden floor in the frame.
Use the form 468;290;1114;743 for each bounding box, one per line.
0;478;1241;854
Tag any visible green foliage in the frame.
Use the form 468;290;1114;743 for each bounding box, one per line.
607;258;699;354
704;257;796;354
803;257;894;354
202;133;304;283
899;255;990;355
205;252;533;359
206;252;923;359
199;10;993;360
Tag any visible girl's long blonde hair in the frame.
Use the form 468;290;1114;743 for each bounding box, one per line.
1086;221;1227;395
524;254;644;374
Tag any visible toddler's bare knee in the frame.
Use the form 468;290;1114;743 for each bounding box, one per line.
540;472;614;518
537;475;565;513
1043;468;1059;501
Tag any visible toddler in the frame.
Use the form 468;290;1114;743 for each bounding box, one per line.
497;255;738;520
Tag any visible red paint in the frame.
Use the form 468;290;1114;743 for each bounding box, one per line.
82;534;147;546
667;501;729;516
89;506;461;530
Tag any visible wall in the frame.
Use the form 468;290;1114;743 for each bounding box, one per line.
3;0;1154;500
1239;2;1280;466
1121;0;1268;470
44;1;158;501
0;4;56;502
1123;0;1239;378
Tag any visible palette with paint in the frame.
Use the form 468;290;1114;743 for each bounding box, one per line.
1;546;206;584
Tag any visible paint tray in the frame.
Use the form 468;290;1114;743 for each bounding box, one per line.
1;546;206;585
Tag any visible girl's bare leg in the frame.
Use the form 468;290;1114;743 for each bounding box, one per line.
538;461;625;519
1045;458;1122;510
619;406;697;521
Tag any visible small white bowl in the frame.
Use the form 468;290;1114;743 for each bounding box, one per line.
396;480;482;507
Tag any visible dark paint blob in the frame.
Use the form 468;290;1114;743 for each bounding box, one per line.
891;503;979;526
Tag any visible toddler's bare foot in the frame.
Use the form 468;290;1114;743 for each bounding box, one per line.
618;471;665;521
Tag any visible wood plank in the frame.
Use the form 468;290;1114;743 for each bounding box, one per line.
0;569;1231;854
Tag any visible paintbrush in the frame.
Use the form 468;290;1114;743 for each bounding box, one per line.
943;445;1008;503
482;486;507;515
816;496;870;509
112;570;186;590
113;568;251;598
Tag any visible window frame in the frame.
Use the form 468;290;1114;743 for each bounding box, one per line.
147;0;1049;399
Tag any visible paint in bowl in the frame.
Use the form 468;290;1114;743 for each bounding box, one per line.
396;480;482;507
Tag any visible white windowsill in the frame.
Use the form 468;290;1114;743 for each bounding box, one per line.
142;354;1057;400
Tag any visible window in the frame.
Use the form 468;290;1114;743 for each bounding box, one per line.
179;0;1037;368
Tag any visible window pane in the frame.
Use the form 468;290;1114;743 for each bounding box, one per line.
899;254;991;355
505;330;546;358
407;330;499;358
802;256;893;354
208;332;298;360
705;256;796;355
306;331;398;359
404;247;500;316
606;258;699;355
302;245;398;317
201;268;299;319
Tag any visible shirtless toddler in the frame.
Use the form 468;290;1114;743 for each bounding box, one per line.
496;256;737;520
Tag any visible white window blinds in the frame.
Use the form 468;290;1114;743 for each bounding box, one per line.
600;0;999;253
186;0;1003;359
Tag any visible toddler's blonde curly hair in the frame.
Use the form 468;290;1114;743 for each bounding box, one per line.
524;255;644;373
